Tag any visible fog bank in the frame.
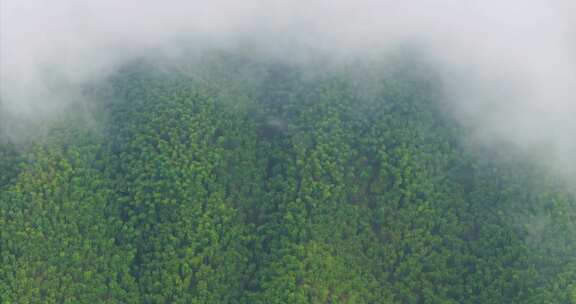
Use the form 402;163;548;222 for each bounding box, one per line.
2;0;576;175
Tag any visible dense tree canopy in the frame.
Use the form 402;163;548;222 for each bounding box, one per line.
1;53;576;303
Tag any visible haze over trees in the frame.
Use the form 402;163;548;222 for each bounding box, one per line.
1;53;576;303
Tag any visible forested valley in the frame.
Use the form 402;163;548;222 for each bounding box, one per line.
2;52;576;303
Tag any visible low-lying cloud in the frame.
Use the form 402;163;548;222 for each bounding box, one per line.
2;0;576;175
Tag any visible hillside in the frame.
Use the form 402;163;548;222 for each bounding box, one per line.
1;53;576;303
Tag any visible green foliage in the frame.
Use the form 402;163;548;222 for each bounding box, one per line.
1;53;575;303
0;142;23;190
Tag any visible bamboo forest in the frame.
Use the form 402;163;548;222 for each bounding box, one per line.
2;52;576;303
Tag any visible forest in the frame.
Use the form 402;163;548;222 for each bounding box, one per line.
1;52;576;303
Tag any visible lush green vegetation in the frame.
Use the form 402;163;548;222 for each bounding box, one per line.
2;53;576;303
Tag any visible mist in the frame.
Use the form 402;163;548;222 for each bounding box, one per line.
2;0;576;176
